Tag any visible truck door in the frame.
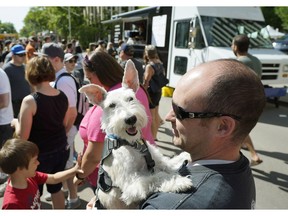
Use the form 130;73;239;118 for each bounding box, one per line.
168;17;206;88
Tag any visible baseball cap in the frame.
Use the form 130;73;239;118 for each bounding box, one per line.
35;42;65;59
121;43;134;56
4;40;12;46
64;53;78;62
11;44;26;55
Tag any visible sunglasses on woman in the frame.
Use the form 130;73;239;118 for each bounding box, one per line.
172;101;241;121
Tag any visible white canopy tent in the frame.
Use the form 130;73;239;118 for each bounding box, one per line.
265;25;285;39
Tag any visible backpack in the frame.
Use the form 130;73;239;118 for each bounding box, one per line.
54;72;89;129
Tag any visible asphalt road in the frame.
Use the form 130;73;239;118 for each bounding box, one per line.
1;95;288;210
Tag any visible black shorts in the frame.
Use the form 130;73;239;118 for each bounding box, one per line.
0;124;14;147
148;88;162;109
37;148;69;195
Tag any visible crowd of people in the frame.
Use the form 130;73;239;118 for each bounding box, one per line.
0;34;265;209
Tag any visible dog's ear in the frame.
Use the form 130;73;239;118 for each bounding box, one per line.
79;84;107;106
122;59;139;93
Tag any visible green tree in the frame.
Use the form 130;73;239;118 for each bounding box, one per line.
20;7;50;37
275;7;288;32
0;21;17;34
261;7;283;31
19;6;109;49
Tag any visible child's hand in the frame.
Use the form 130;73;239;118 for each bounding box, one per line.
10;118;18;128
74;152;82;170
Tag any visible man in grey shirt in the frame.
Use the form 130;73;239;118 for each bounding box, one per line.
231;34;263;166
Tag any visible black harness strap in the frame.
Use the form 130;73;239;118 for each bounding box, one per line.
95;136;155;208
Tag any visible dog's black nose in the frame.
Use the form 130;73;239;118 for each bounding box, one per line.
125;115;137;125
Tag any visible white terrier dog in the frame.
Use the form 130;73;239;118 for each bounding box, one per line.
79;60;192;209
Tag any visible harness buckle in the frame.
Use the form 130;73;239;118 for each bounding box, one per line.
106;137;119;150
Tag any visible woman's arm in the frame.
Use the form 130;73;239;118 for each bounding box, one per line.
143;64;155;90
74;140;104;184
14;95;36;140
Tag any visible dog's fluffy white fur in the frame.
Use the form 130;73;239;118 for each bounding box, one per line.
79;60;192;209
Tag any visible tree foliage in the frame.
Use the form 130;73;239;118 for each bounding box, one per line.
0;21;17;34
274;7;288;31
16;6;288;50
261;7;288;32
20;6;111;49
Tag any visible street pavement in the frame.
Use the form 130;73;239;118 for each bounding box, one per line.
0;95;288;209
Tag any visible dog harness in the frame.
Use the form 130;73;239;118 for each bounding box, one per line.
95;135;156;209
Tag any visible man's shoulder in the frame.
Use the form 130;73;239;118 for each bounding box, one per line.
2;62;12;70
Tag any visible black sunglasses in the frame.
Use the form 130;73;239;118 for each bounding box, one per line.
16;53;26;57
172;101;241;121
68;59;76;63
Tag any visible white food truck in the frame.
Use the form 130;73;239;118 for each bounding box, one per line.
103;6;288;95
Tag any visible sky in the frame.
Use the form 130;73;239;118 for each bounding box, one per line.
0;7;30;32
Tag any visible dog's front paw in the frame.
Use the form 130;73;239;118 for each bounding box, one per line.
178;151;192;162
160;175;193;193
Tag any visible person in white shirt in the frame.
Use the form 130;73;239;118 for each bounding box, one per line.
0;68;14;197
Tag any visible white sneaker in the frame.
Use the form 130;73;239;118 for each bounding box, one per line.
65;197;81;209
0;181;8;197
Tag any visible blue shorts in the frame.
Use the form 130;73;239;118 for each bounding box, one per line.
37;148;69;195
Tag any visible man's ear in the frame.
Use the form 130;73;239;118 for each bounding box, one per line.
79;84;107;107
215;116;236;137
122;59;139;92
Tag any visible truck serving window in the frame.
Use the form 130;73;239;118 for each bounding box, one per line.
200;16;273;48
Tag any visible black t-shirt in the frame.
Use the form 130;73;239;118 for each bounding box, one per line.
140;153;256;209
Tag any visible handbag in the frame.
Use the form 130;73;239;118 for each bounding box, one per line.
149;63;169;92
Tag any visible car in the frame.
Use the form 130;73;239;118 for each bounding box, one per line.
272;34;288;54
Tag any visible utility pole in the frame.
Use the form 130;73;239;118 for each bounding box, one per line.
68;7;71;41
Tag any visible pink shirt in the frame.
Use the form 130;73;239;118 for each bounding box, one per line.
79;83;155;187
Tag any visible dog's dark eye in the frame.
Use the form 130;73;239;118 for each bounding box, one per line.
109;103;116;108
127;97;134;102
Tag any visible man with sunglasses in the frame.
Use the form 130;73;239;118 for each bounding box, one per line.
140;59;266;209
2;44;31;118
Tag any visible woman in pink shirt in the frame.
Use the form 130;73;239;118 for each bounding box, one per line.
74;51;154;190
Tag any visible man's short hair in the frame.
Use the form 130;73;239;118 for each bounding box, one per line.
202;59;266;141
0;139;39;174
29;36;38;42
121;43;134;56
233;34;250;53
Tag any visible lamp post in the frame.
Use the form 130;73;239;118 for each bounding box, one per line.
68;7;71;41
